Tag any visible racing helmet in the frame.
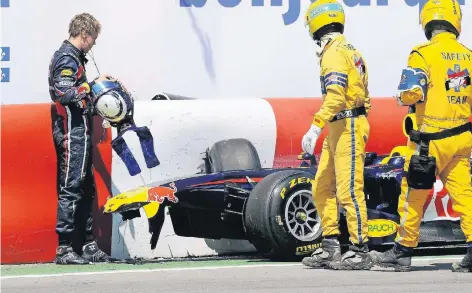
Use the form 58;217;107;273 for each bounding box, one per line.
304;0;345;42
91;79;134;123
420;0;462;40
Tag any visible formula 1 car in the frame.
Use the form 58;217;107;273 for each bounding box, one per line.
104;138;469;261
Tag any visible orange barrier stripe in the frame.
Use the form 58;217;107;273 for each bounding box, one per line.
1;103;112;264
265;98;409;167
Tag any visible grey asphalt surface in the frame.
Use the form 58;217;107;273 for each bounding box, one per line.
2;257;471;293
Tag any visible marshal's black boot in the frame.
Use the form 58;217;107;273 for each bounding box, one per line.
328;243;373;270
451;246;472;273
302;238;341;268
369;244;412;272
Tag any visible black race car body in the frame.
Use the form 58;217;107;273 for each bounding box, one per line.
104;139;469;260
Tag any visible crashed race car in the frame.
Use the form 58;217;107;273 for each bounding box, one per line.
103;134;471;261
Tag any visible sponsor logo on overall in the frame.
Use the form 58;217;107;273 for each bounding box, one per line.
147;183;179;203
354;54;365;75
367;219;397;237
447;64;470;92
61;69;74;76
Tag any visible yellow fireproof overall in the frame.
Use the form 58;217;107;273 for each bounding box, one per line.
311;35;371;245
395;32;472;247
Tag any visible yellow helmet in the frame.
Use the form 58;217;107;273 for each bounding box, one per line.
304;0;345;42
420;0;462;40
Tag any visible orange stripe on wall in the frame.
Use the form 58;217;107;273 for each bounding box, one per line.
0;103;112;264
265;98;409;167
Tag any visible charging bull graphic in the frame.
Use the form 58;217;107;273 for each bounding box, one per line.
147;183;179;204
446;64;471;92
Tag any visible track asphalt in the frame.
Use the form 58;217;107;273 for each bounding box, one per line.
1;254;471;293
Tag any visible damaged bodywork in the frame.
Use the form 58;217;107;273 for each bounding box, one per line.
104;138;470;260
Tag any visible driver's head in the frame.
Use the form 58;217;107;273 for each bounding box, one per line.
68;13;101;53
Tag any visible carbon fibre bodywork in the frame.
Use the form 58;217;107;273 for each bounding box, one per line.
107;146;469;257
149;167;318;241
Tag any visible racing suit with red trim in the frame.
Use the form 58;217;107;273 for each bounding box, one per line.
48;40;97;246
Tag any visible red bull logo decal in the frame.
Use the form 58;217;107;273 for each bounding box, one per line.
147;182;178;203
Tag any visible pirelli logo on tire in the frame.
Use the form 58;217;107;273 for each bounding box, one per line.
280;176;313;199
295;242;322;255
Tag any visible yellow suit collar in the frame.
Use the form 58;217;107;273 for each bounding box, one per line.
319;34;345;59
430;31;457;42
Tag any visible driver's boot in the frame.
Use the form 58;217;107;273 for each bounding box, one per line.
82;241;111;263
328;243;374;270
369;244;412;272
54;245;88;265
302;237;341;268
452;246;472;273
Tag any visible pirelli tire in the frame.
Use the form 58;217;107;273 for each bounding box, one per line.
243;170;323;261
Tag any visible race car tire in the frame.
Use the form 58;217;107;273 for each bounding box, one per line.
207;138;262;172
243;170;322;261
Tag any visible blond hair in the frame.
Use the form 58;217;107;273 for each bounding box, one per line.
68;13;101;38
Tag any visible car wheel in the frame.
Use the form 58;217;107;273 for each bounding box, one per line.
243;170;323;261
207;138;262;172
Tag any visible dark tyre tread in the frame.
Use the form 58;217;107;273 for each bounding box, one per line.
244;170;316;261
208;138;262;172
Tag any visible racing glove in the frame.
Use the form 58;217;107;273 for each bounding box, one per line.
74;83;95;114
302;125;322;155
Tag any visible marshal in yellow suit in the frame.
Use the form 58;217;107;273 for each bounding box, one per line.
370;0;472;273
311;33;372;246
395;31;472;249
301;0;373;271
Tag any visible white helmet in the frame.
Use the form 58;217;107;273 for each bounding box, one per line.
95;91;128;122
91;79;134;124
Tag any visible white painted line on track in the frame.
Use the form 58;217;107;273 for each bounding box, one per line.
0;263;301;280
0;256;463;280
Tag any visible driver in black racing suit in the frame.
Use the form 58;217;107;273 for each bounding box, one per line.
48;13;113;264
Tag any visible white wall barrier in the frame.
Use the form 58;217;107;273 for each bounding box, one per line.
110;99;278;259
